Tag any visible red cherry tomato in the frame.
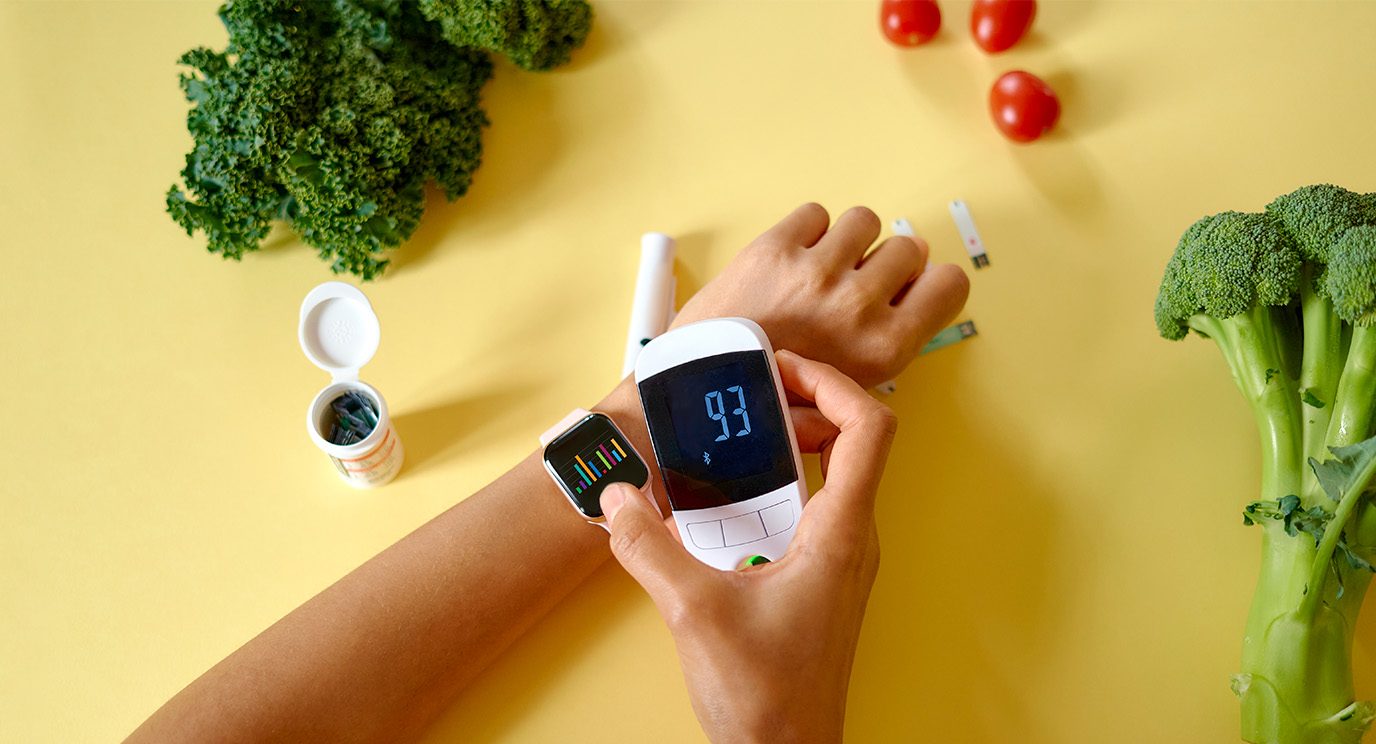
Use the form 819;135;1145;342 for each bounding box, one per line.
989;70;1059;142
971;0;1036;53
881;0;941;47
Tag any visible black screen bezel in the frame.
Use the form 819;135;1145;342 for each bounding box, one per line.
542;413;649;519
637;350;798;511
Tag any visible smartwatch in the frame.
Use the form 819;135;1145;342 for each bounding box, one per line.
540;409;653;530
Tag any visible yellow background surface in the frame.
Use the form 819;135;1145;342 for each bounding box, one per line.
5;1;1376;741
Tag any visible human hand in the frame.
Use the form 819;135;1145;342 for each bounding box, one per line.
672;203;969;388
599;350;896;744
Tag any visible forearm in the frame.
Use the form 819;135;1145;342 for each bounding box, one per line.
127;201;971;744
129;378;655;743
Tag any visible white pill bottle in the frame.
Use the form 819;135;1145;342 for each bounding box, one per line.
299;282;404;488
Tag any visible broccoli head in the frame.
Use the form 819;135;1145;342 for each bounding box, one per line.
1153;211;1301;340
1327;226;1376;326
1265;184;1370;280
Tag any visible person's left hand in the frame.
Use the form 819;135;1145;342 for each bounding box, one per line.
670;203;969;388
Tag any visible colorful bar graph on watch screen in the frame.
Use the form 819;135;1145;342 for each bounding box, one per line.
563;434;631;495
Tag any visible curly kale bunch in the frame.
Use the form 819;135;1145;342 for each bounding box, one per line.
167;0;591;279
419;0;592;70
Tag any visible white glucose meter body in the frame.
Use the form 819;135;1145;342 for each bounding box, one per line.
635;318;807;570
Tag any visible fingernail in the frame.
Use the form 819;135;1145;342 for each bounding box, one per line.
601;483;631;523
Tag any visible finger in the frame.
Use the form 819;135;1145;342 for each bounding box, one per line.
757;202;830;249
775;351;897;513
810;206;881;270
894;262;970;346
601;483;706;608
789;405;840;455
857;235;929;304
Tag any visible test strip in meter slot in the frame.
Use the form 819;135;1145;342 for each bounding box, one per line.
948;200;990;269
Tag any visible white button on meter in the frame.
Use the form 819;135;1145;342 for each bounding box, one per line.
635;318;808;570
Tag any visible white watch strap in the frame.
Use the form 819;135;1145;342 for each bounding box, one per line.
539;408;591;446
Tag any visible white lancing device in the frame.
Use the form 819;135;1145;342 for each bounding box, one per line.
635;318;808;570
622;232;677;377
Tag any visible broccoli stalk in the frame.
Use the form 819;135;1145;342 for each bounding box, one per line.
1156;186;1376;744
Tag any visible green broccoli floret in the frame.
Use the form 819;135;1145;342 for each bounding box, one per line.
1154;213;1301;336
1266;184;1370;267
167;0;591;279
1153;211;1300;374
1261;185;1375;455
1155;185;1376;744
1362;192;1376;223
1328;226;1376;326
1154;210;1302;492
419;0;592;71
1325;226;1376;453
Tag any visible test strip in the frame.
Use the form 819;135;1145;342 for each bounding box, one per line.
874;218;920;395
948;200;990;269
891;217;932;271
920;320;978;355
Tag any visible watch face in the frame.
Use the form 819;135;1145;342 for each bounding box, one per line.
542;413;650;519
638;350;798;511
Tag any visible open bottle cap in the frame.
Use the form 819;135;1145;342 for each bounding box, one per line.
298;282;380;382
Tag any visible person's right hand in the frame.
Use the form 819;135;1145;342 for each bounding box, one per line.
599;351;898;743
671;203;969;388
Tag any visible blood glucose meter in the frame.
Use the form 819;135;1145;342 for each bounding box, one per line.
635;318;807;570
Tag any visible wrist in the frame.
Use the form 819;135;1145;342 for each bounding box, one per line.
692;672;847;744
726;704;845;744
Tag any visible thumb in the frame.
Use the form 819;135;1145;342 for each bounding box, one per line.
601;483;703;607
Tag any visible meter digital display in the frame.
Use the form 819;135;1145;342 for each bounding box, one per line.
640;351;797;511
